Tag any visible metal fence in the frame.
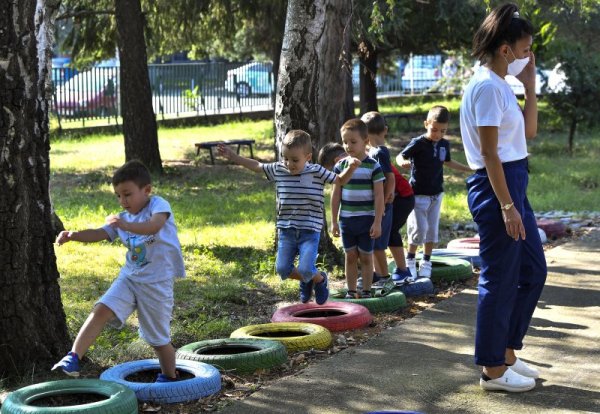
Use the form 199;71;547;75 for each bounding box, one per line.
50;59;449;124
50;61;276;124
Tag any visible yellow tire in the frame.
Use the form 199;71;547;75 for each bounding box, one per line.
230;322;332;353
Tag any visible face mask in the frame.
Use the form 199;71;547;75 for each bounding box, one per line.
505;47;529;76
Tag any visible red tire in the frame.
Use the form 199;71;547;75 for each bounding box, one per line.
447;237;480;250
271;301;372;332
536;219;567;239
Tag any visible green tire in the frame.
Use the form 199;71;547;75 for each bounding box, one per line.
176;338;287;373
0;379;138;414
331;291;407;313
388;256;474;282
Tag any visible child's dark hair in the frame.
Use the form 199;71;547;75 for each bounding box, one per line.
472;3;534;63
340;118;368;139
112;160;152;188
427;105;450;124
361;111;386;135
318;142;345;168
282;129;313;153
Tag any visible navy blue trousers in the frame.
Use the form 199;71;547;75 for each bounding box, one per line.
466;158;547;367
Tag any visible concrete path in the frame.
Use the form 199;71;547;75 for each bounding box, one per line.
222;230;600;414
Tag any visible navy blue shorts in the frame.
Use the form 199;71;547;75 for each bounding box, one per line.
340;215;375;254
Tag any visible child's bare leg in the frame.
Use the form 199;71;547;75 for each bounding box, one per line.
423;242;434;257
154;343;177;378
373;249;389;276
287;268;303;281
407;243;418;255
359;251;374;291
72;303;115;357
389;246;408;270
345;249;359;291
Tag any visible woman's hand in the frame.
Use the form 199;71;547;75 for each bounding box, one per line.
502;206;526;241
516;51;536;92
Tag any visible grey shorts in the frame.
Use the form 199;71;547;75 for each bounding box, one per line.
407;193;444;245
98;276;174;347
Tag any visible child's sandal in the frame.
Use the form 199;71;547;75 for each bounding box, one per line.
360;290;372;299
344;290;359;299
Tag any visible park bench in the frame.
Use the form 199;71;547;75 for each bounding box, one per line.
195;139;256;165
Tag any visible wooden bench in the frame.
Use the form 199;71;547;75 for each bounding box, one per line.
195;139;256;165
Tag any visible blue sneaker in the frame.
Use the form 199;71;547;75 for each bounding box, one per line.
156;373;178;383
314;272;329;305
299;279;313;303
392;268;413;285
51;351;80;377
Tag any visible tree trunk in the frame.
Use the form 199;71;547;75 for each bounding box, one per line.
342;20;355;122
115;0;163;174
359;41;378;114
568;116;577;155
275;0;352;267
0;0;70;378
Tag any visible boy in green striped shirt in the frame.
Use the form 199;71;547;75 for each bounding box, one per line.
331;119;385;299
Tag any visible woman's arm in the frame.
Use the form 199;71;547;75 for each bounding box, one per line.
517;51;538;139
479;126;526;241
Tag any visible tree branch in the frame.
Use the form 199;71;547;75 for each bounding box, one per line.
56;9;115;21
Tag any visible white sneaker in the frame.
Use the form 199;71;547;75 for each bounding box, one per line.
508;358;540;379
480;368;536;392
406;258;417;281
418;260;432;278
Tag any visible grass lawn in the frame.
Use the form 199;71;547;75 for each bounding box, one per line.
49;100;600;370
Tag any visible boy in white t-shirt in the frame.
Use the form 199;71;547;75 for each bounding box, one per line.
52;160;185;382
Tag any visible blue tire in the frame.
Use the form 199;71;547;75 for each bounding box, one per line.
99;359;220;404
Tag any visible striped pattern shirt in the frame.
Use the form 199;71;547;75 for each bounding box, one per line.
334;156;384;218
262;162;337;232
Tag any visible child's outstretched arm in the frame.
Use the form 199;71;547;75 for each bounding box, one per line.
105;212;168;235
334;157;361;186
444;160;471;173
217;143;263;173
330;182;342;237
55;228;109;245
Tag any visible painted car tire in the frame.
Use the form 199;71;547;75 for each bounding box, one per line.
230;322;332;353
176;338;287;373
271;302;372;332
0;379;137;414
99;359;220;404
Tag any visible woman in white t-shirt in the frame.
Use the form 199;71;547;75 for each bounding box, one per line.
459;3;547;393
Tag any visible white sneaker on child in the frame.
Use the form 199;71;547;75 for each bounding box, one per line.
406;258;417;282
418;260;432;278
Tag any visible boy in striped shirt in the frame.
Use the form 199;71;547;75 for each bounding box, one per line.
331;119;385;299
218;130;359;304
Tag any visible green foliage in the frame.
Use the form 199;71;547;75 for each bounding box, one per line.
182;85;203;111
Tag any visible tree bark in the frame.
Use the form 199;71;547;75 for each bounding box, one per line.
115;0;163;174
276;0;352;153
342;19;355;122
359;40;378;114
0;0;70;378
275;0;352;267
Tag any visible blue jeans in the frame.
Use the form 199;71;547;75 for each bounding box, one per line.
276;228;320;283
467;158;547;367
339;215;375;253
